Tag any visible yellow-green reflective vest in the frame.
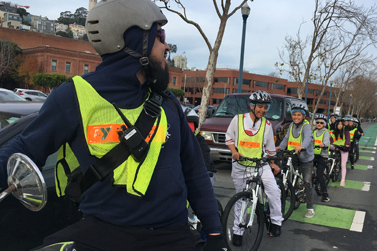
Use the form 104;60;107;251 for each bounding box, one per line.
287;120;309;151
55;76;167;198
237;115;266;167
313;129;327;155
331;132;345;146
349;128;357;142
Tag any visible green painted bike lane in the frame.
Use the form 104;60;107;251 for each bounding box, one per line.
359;122;377;146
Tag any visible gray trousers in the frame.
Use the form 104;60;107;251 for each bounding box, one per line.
299;161;313;209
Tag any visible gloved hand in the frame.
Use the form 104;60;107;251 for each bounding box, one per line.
204;234;228;251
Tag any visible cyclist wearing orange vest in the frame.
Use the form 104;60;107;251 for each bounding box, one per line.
313;114;330;202
226;91;283;245
277;101;315;219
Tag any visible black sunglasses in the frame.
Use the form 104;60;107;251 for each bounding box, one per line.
316;122;325;125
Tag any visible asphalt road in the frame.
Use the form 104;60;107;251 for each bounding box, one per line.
213;122;377;251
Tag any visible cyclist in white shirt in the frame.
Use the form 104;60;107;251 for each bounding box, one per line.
225;91;283;246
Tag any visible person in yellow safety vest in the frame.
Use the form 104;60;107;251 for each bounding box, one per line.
313;114;330;202
330;117;350;187
225;90;284;245
328;113;339;135
0;0;227;250
346;117;358;169
277;100;316;219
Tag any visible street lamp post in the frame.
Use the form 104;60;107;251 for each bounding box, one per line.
327;82;333;120
237;3;250;94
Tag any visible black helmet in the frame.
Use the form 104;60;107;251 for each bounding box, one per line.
329;113;339;118
314;113;327;123
334;117;344;128
290;100;308;115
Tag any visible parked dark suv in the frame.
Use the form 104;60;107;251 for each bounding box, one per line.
200;93;306;162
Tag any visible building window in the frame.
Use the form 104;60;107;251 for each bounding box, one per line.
234;78;251;86
66;62;71;73
214;77;230;83
173;77;176;86
52;60;57;71
271;83;285;90
287;88;298;94
254;81;269;89
84;64;89;74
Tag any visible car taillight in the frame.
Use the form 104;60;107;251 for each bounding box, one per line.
19;91;23;95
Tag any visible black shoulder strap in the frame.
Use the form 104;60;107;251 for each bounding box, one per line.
79;92;163;194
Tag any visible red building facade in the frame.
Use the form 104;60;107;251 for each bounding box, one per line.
0;27;336;113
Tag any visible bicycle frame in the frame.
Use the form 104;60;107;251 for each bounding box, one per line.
239;166;264;229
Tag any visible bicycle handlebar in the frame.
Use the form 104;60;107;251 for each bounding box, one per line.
235;156;283;165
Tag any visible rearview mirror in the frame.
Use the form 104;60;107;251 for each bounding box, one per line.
0;153;47;211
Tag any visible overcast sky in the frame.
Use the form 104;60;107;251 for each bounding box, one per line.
19;0;376;78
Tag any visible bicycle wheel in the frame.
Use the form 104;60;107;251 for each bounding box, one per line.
333;160;341;182
282;181;295;221
222;191;264;251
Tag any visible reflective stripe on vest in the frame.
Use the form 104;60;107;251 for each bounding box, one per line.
287;120;309;151
331;132;345;146
56;76;167;197
313;129;326;155
237;115;265;167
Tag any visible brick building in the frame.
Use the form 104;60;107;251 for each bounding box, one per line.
0;27;337;113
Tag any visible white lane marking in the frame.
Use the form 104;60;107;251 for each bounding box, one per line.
350;211;366;232
368;165;373;170
361;182;371;191
371;157;375;161
372;151;376;154
375;137;377;146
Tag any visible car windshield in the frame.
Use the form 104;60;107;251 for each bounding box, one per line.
214;95;283;120
0;90;26;101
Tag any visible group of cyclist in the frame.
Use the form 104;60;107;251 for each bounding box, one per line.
225;90;364;246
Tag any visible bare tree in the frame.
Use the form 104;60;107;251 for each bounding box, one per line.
277;0;377;104
155;0;250;129
0;40;21;78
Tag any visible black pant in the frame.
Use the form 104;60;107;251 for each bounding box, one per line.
41;216;201;251
349;141;355;165
314;155;328;193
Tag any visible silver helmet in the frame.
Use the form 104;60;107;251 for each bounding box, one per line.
86;0;167;56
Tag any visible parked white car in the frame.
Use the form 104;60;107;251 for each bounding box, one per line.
14;88;48;101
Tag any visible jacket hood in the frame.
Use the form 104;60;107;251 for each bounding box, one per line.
96;23;158;85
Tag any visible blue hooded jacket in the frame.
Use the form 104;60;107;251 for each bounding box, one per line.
0;24;222;233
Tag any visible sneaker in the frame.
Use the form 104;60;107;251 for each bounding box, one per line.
269;223;281;237
351;165;354;169
232;234;242;246
305;209;315;218
340;180;345;187
321;193;330;202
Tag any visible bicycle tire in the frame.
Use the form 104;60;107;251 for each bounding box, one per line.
293;181;301;210
222;191;264;251
281;180;295;221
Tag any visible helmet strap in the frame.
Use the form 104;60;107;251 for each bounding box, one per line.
123;30;150;70
250;106;259;128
